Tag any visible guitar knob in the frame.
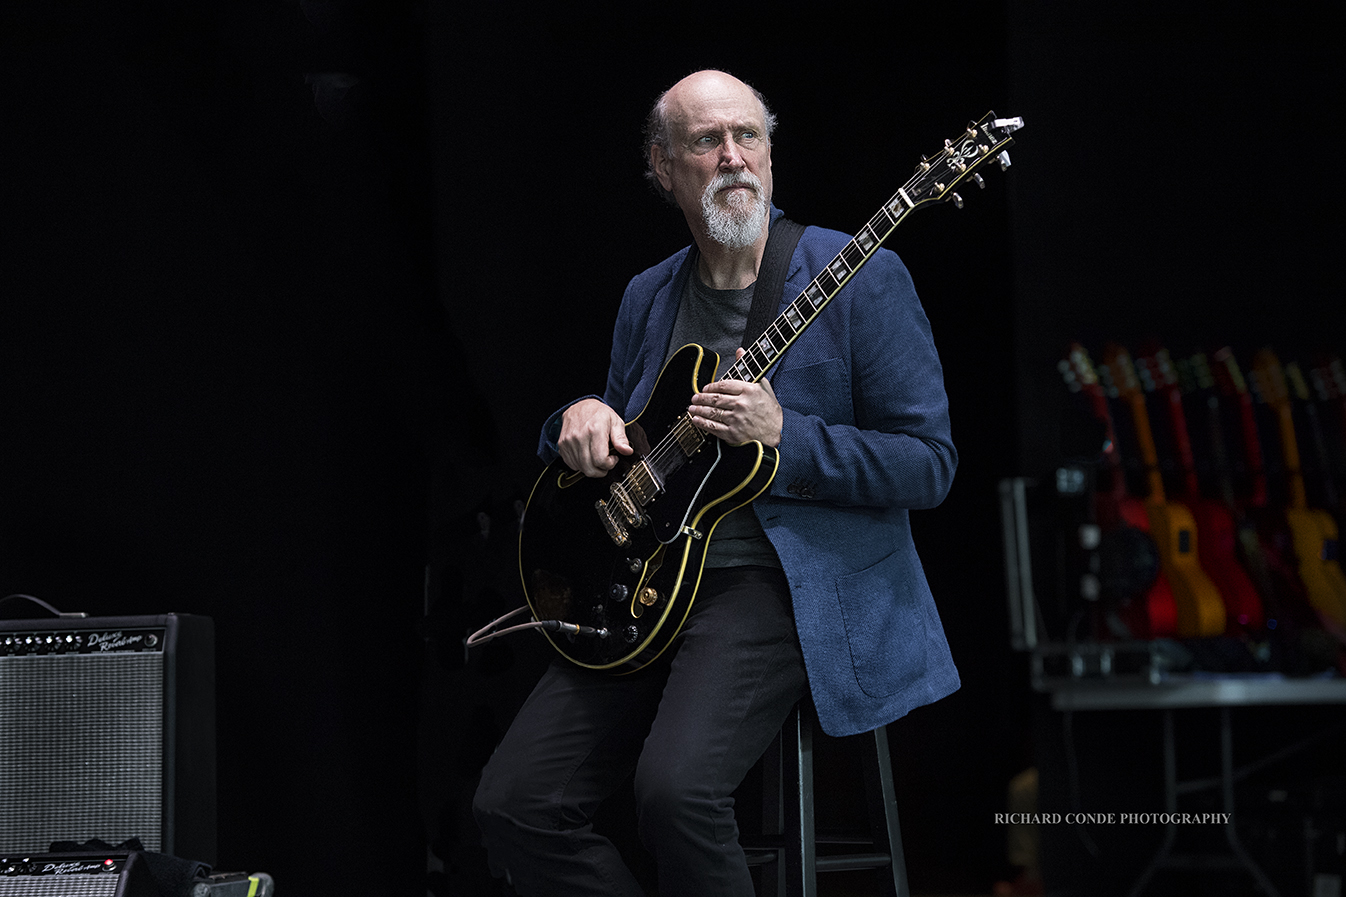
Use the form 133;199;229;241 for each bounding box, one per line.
609;583;629;602
626;557;643;574
623;625;640;644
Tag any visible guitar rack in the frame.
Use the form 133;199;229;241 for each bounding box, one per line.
999;476;1191;690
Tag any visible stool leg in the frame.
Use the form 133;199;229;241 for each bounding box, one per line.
863;724;909;897
759;724;785;897
782;703;818;897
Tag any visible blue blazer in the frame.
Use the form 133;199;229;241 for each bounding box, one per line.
541;209;959;736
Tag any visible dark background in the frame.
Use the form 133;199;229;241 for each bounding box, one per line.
3;2;1342;896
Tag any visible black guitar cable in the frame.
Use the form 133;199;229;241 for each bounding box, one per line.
465;605;608;650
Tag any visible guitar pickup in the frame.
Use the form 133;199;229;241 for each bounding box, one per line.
610;482;644;527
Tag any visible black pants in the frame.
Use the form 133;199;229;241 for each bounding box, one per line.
473;566;809;896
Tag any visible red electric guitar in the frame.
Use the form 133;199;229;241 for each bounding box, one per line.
1104;343;1225;637
1145;346;1264;631
1063;343;1177;637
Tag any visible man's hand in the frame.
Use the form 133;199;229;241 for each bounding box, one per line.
688;351;783;447
557;398;632;477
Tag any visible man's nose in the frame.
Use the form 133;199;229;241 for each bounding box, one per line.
717;138;746;170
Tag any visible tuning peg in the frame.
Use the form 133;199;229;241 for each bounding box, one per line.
998;151;1012;171
950;193;963;209
971;173;985;189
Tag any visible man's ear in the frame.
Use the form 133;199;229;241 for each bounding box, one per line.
651;144;674;192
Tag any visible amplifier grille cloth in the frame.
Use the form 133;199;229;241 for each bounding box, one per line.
0;654;164;854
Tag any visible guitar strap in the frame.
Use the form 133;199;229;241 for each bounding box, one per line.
743;216;804;347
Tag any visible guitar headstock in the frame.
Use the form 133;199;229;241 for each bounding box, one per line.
903;112;1023;210
1309;355;1346;403
1328;357;1346;401
1284;360;1312;403
1185;352;1216;395
1212;347;1250;398
1132;349;1163;397
1102;343;1143;402
1252;348;1291;410
1062;341;1101;392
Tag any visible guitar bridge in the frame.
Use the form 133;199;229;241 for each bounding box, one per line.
595;499;631;547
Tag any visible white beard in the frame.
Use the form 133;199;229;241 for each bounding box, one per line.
700;171;768;250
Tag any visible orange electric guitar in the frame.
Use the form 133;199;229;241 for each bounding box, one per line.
1154;348;1265;631
1103;344;1225;637
1063;343;1177;637
1251;349;1346;626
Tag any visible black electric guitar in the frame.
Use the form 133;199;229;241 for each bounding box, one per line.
519;111;1023;671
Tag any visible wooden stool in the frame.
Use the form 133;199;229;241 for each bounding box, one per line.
743;701;910;897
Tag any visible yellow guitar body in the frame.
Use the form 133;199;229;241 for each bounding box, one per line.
1146;498;1226;637
1285;507;1346;626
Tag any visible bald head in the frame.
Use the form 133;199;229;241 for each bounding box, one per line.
643;70;776;204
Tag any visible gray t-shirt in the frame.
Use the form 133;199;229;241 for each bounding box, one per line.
666;264;783;570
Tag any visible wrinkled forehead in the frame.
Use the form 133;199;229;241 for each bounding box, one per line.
665;76;767;139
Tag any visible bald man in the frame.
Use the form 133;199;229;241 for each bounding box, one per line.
473;70;958;896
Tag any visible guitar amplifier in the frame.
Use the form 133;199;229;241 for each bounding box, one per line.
0;615;215;865
0;852;159;897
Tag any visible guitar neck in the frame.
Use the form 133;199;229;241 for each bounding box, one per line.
722;112;1021;384
1104;345;1168;503
724;201;914;384
1285;359;1342;510
1149;347;1202;499
1214;346;1269;509
1254;349;1310;511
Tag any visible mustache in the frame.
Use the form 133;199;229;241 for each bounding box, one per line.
705;170;762;197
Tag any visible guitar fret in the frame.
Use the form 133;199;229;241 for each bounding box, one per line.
827;255;851;283
842;243;866;269
784;305;805;332
809;275;835;304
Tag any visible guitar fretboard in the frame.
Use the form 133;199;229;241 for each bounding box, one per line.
720;111;1021;385
724;197;915;384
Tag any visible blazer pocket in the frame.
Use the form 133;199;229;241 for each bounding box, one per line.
834;549;928;698
773;355;852;424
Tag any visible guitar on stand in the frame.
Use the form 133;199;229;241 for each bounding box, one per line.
1062;343;1177;638
1103;344;1225;637
1253;349;1346;628
1144;346;1264;632
1207;347;1342;673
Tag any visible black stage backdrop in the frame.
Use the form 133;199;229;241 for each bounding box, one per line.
2;3;1341;896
